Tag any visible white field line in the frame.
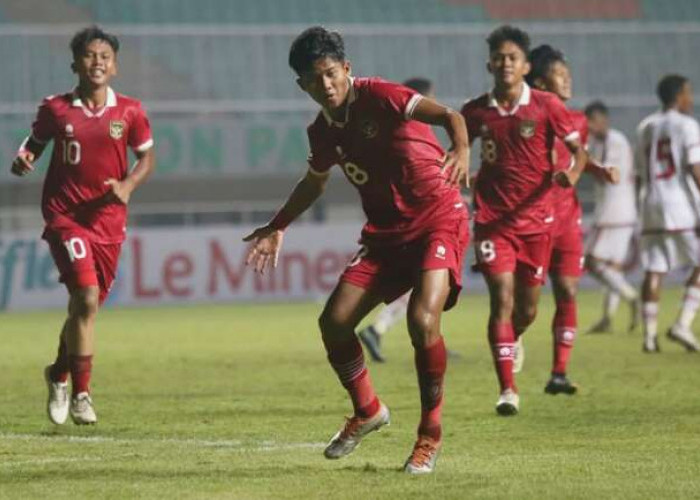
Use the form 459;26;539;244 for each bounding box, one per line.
0;433;324;453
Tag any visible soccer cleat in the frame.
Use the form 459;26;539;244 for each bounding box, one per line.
404;435;441;474
44;366;69;425
666;326;699;352
642;336;660;353
587;317;612;334
70;392;97;425
495;389;519;416
628;299;641;333
512;337;524;373
358;326;386;363
544;374;578;395
323;402;390;459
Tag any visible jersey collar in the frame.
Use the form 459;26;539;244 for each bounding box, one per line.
488;82;531;117
71;87;117;118
322;76;356;128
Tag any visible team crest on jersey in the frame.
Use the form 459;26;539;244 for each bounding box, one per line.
359;120;379;139
109;120;125;140
65;124;74;137
480;124;489;136
519;119;536;138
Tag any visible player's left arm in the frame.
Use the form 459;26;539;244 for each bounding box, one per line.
104;147;156;205
105;104;156;204
411;98;470;187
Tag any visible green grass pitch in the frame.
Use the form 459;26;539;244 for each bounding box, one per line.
1;289;699;499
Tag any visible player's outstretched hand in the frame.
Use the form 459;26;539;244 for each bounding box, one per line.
104;178;133;205
10;151;35;177
243;225;285;274
603;166;620;184
553;169;579;188
442;147;470;187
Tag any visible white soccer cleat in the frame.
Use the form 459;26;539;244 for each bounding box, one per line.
44;366;69;425
404;435;441;474
667;326;699;352
323;402;390;459
496;389;520;416
512;337;525;373
70;392;97;425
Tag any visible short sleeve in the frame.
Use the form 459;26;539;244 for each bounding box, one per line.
683;118;700;165
306;123;338;176
369;80;422;120
31;99;56;144
128;103;154;152
545;96;579;144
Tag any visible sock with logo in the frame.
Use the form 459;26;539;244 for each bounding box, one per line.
552;297;577;375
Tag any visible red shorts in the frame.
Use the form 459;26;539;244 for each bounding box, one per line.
44;229;122;305
549;215;583;277
473;224;552;287
340;216;469;311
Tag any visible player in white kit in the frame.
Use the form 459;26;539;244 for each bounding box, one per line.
584;101;640;333
636;75;700;353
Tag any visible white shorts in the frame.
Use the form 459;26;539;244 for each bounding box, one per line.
585;226;636;264
640;230;700;273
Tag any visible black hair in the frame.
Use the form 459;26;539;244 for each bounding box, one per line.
486;25;530;56
289;26;346;75
526;44;566;87
657;74;689;107
584;100;609;118
70;25;119;59
403;77;433;96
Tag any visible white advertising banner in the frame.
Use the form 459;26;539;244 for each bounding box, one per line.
0;223;367;311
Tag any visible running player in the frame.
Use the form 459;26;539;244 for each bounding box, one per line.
584;101;639;333
461;26;588;416
526;45;618;395
244;27;470;473
10;26;155;424
637;74;700;352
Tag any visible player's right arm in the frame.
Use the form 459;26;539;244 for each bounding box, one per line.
10;99;54;177
244;124;335;274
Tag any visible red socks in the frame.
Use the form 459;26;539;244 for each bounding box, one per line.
49;338;70;383
552;298;577;375
324;336;380;418
69;355;93;396
488;319;516;392
414;336;447;441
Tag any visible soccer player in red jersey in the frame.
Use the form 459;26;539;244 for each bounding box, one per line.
244;27;470;473
461;26;588;416
526;45;618;395
10;26;155;425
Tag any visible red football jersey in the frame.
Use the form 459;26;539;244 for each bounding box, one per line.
552;108;589;222
31;87;153;244
461;83;578;234
307;77;466;246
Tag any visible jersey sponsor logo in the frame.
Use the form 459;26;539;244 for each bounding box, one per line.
359;119;379;139
109;120;125;140
519;119;536;139
435;244;447;260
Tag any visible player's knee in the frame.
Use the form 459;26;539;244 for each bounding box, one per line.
318;307;352;336
69;288;99;319
490;290;514;319
407;305;439;347
514;302;538;327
